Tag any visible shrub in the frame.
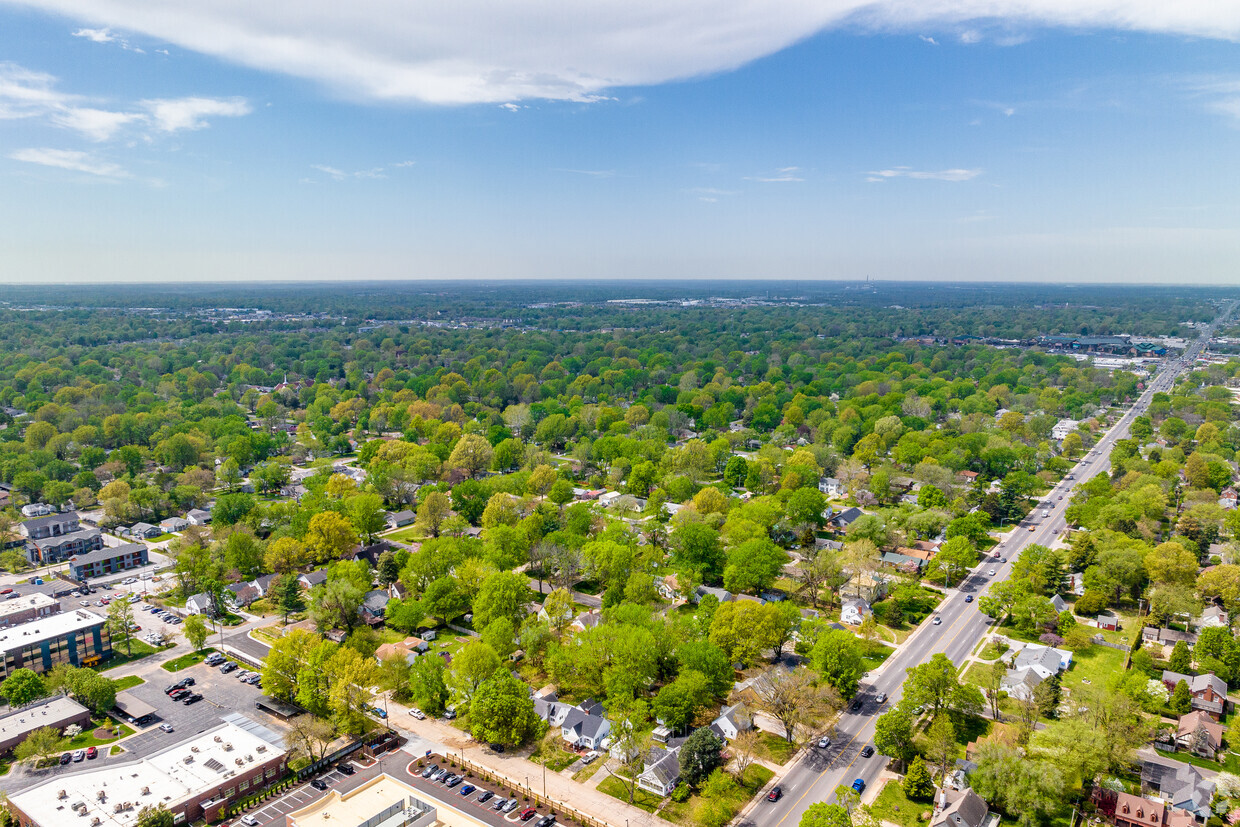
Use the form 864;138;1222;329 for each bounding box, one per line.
1039;632;1063;647
671;784;691;803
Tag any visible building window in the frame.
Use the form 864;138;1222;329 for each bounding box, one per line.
223;787;234;799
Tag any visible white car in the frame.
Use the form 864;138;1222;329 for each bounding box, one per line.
932;617;942;625
240;816;260;827
122;577;138;585
581;751;599;765
988;569;997;576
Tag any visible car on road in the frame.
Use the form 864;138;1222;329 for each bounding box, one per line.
767;786;783;802
337;763;355;775
410;708;426;720
159;723;174;733
999;557;1007;563
240;816;260;826
519;807;538;821
818;736;831;748
932;616;942;625
992;551;1001;558
988;569;997;576
310;779;329;791
459;784;476;796
73;749;86;762
850;699;863;711
182;693;204;705
86;746;97;759
875;693;887;704
852;778;866;794
477;790;494;803
861;745;874;758
122;577;138;585
1028;526;1035;532
964;595;973;603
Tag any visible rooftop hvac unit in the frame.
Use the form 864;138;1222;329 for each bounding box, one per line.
141;787;150;796
183;755;194;764
191;746;199;752
256;745;267;753
235;758;244;766
214;735;223;742
223;742;233;751
57;790;67;800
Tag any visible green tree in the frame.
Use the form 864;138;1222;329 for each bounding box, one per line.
1170;679;1192;714
423;576;471;625
652;670;712;731
309;578;364;633
304;510;359;563
0;668;47;706
680;726;724;788
13;725;69;765
105;598;136;657
449;640;503;705
409;655;450;715
182;613;209;651
1168;640;1192;673
903;754;934;801
873;706;915;769
134;804;175;827
416;491;452;537
469;670;543;747
810;629;865;698
799;803;851;827
673;522;725;580
346;492;387;544
473;571;531;632
927;714;956;789
273;573;306;625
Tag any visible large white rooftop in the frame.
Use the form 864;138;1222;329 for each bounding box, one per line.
0;592;58;622
0;695;89;746
0;609;105;653
11;716;286;827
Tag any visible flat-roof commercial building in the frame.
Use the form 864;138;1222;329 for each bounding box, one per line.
0;609;111;678
0;695;92;755
67;543;149;581
10;714;288;827
0;593;61;628
285;774;438;827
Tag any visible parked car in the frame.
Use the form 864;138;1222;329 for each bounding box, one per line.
182;693;204;705
445;776;462;788
310;779;328;791
535;817;556;827
86;746;97;759
72;749;86;762
204;653;225;666
245;674;262;685
503;799;521;813
122;577;138;585
492;797;508;811
581;751;598;764
168;689;191;701
520;807;538;821
240;816;260;827
477;791;494;803
410;708;426;720
337;763;355;775
220;662;238;673
489;743;505;753
459;784;476;796
372;706;387;719
767;786;783;802
59;752;72;765
421;765;439;779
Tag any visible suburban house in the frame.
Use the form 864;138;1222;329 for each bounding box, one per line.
931;789;993;827
637;745;681;797
1052;419;1080;441
1142;627;1198;652
1049;594;1068;613
1175;711;1225;760
1066;572;1085;596
186;508;212;525
570;610;603;633
708;703;752;741
1219;488;1238;510
840;598;872;626
533;696;611;751
1097;611;1120;631
1198;606;1228;629
128;522;161;540
386;510;416;529
1110;792;1167;827
881;550;925;573
20;503;54;518
225;581;261;608
818;477;844;497
298;570;328;590
693;585;734;605
1001;643;1072;702
1160;671;1228;719
185;593;215;616
360;590;390;626
656;574;682;602
374;636;429;665
159;516;189;533
830;507;863;529
1140;757;1217;821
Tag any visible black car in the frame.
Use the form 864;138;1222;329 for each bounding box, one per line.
310;779;328;791
59;752;72;765
860;745;875;758
489;743;505;753
169;688;191;700
338;763;355;775
850;699;863;711
535;817;556;827
478;791;494;803
767;786;783;802
182;693;204;705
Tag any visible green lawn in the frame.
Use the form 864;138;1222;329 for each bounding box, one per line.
861;642;893;671
1060;643;1125;695
69;719;135;749
161;647;216;672
869;780;933;827
753;731;797;765
659;764;775;825
384;526;424;544
112;675;145;691
978;642;1009;661
597;774;663;813
100;639;164;670
529;733;579;772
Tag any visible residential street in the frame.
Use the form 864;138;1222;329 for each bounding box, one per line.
749;310;1228;827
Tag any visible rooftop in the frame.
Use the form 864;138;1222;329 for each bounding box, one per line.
0;695;90;745
0;592;58;622
287;774;435;827
69;542;147;567
11;715;285;827
0;609;105;653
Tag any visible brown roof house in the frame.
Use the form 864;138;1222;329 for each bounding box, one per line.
1176;711;1226;760
932;789;995;827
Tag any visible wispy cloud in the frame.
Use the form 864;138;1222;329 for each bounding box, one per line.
1183;76;1240;124
0;62;249;141
867;166;983;182
310;161;414;181
311;164;347;181
9;147;129;178
72;26;144;53
555;168;615;177
392;160;416;168
142;96;250;132
18;1;1240;105
745;166;804;183
919;35;939;45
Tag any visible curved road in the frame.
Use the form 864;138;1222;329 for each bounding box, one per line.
753;307;1232;827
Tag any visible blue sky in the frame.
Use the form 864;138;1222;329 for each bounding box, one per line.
0;1;1238;283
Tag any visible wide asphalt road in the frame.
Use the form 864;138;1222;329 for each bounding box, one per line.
752;307;1232;827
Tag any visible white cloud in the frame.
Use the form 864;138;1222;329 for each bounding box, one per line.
1184;77;1240;124
311;164;347;180
919;35;938;45
10;147;129;177
71;26;114;42
745;167;804;182
868;166;982;181
51;107;140;140
6;0;1240;104
142;96;251;131
392;160;416;168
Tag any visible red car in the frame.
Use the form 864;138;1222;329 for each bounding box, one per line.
86;746;97;759
520;808;538;821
